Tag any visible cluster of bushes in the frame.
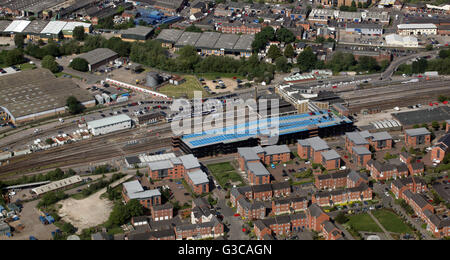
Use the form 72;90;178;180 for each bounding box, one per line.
397;49;450;75
105;199;144;228
0;49;25;66
3;168;76;187
37;190;68;208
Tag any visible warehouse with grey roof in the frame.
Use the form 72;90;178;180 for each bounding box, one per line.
0;69;95;124
155;29;255;57
76;48;119;72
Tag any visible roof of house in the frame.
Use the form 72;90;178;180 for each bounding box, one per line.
299;136;330;151
352;146;371;155
123;180;161;199
187;170;209;185
247;162;270;176
405;128;431;137
321;149;340;161
238;147;260;161
346;132;370;145
263;144;290;155
179;154;201;169
371;132;392;141
308;203;325;218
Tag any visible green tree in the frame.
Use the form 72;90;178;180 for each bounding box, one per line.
276;27;295;44
42;55;59;73
126;199;144;217
284;44;295;58
275;56;289;73
14;34;25;49
432;121;440;131
69;58;89;72
425;44;433;51
335;212;348;224
73;26;86;41
61;222;76;234
297;46;317;72
4;49;24;66
267;45;282;60
66;96;85;114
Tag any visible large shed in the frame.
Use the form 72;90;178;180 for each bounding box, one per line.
77;48;119;72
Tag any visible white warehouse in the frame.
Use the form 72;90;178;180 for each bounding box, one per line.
87;114;132;136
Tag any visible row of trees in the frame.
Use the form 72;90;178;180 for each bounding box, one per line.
252;26;296;52
130;40;277;83
0;49;24;66
397;49;450;75
105;200;143;228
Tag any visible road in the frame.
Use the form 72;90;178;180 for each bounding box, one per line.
381;50;439;80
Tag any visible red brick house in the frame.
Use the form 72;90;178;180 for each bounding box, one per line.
312;183;372;207
298;137;330;164
175;217;224;240
148;154;201;180
423;210;450;238
366;160;409;181
431;133;450;163
408;161;425;176
403;190;434;220
352;146;372;168
345;132;370;154
122;180;161;209
404;128;431;148
321;221;343;240
321;149;341;170
151;204;173;222
185;170;210;195
306;204;330;232
220;22;262;34
346;170;369;188
247;162;271;185
390;176;427;200
315;171;348;190
272;196;308;215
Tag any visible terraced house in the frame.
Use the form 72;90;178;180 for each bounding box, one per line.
311;183;372;207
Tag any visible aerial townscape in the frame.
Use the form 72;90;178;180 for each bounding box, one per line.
0;0;448;243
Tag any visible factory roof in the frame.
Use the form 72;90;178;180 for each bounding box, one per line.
32;175;82;196
120;26;154;37
175;31;202;47
123;180;161;199
87;114;132;130
40;21;67;35
23;20;49;34
321;149;341;161
4;20;30;33
194;31;221;49
214;33;240;51
186;170;209;185
62;22;92;31
77;48;118;65
397;23;437;29
405;128;431;136
392;106;450;126
181;110;351;149
155;29;184;43
233;34;255;51
0;20;12;32
0;69;94;119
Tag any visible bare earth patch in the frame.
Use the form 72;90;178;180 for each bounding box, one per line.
57;175;131;233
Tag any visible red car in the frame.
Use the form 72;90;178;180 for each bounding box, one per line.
234;213;240;217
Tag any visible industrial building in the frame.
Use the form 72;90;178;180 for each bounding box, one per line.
392;106;450;127
0;19;92;40
385;34;419;48
120;26;154;42
87;114;132;136
0;69;95;125
31;175;83;196
397;23;437;36
76;48;119;72
155;29;255;57
174;110;353;158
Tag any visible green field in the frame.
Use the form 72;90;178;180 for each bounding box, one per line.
208;162;244;189
372;209;413;234
347;213;383;233
158;75;208;99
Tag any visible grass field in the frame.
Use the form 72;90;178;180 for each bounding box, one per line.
18;62;37;71
208;162;244;188
347;213;383;233
372;209;413;234
158;75;208;99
